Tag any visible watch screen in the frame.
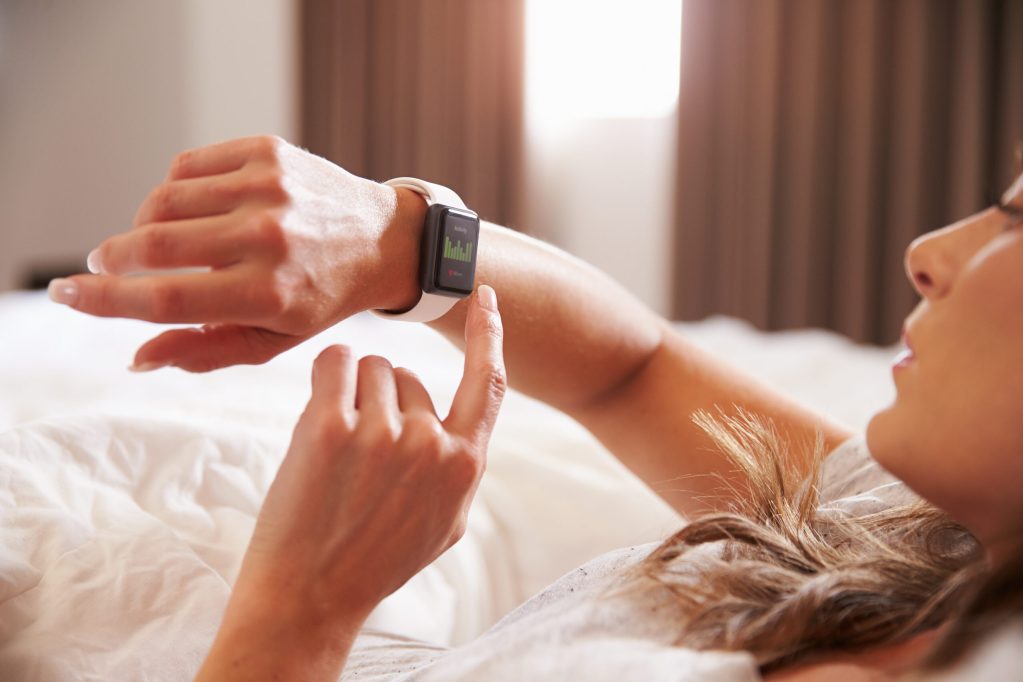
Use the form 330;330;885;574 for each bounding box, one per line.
435;209;479;294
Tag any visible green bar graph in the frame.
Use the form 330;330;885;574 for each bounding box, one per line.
444;236;473;263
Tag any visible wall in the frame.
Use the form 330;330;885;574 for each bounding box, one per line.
523;115;678;317
0;0;297;291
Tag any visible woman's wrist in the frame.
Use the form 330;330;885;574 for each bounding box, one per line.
197;618;362;682
373;186;428;313
196;579;374;681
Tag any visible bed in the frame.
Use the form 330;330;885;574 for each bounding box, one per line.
0;290;899;679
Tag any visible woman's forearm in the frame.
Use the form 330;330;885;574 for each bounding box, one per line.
424;220;665;415
386;191;853;519
382;188;664;414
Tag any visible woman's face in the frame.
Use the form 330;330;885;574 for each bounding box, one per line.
867;173;1023;551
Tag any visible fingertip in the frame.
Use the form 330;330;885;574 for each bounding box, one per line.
316;344;352;363
86;249;104;274
392;365;422;383
128;360;171;373
47;278;80;307
313;344;352;379
477;285;498;313
465;286;502;343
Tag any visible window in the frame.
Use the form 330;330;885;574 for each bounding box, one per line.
526;0;683;124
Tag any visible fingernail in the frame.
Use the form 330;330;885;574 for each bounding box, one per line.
478;285;498;312
47;278;79;306
128;361;169;373
86;249;104;274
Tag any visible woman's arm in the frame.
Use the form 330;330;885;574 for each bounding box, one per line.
423;220;855;516
59;135;853;517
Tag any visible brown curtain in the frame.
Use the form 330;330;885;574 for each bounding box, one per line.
672;0;1023;344
301;0;526;229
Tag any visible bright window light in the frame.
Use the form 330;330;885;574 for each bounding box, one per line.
526;0;683;121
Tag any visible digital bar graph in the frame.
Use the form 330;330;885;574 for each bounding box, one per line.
444;236;473;263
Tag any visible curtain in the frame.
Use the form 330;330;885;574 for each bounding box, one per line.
301;0;526;229
672;0;1023;344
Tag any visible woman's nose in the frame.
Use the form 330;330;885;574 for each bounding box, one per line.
903;231;948;300
903;210;999;300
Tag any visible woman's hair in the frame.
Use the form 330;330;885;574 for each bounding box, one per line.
617;408;984;673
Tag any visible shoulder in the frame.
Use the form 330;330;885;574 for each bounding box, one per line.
764;627;945;681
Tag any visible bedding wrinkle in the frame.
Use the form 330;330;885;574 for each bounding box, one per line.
0;295;901;680
0;415;269;680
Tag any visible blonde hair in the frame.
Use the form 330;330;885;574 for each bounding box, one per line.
619;408;984;673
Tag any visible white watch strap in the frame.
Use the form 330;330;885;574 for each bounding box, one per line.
383;177;467;210
371;177;469;323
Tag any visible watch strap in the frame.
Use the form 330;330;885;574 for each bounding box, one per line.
383;177;467;210
373;290;462;323
371;178;470;323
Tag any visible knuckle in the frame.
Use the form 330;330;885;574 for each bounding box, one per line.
403;414;445;451
446;449;482;488
250;172;288;203
138;226;171;267
206;176;239;204
252;135;283;163
475;311;504;340
169;149;194;178
483;365;508;401
249;212;287;254
307;412;349;450
150;184;176;219
251;277;288;317
355;419;399;451
450;514;469;543
149;282;185;320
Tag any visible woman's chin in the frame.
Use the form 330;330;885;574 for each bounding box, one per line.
864;400;924;486
865;403;898;468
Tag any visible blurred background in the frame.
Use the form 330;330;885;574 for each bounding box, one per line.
1;0;1021;344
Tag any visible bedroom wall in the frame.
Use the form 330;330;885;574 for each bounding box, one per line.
0;0;298;292
523;116;677;317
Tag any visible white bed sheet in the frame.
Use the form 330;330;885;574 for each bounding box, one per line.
0;292;899;680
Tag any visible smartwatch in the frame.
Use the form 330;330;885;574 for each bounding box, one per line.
371;177;480;323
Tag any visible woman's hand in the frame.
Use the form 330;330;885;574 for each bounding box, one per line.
195;286;505;681
48;135;427;372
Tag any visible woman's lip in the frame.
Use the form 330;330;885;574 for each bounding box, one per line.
901;326;915;353
892;348;916;369
894;325;916;371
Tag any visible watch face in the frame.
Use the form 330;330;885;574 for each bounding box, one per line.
433;208;479;295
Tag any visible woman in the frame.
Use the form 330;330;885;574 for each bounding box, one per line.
48;136;1023;679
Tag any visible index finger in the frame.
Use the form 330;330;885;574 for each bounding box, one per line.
444;286;507;444
48;269;263;324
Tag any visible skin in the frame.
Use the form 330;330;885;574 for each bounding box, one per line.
866;173;1023;557
51;135;852;519
195;288;506;680
47;135;1023;679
